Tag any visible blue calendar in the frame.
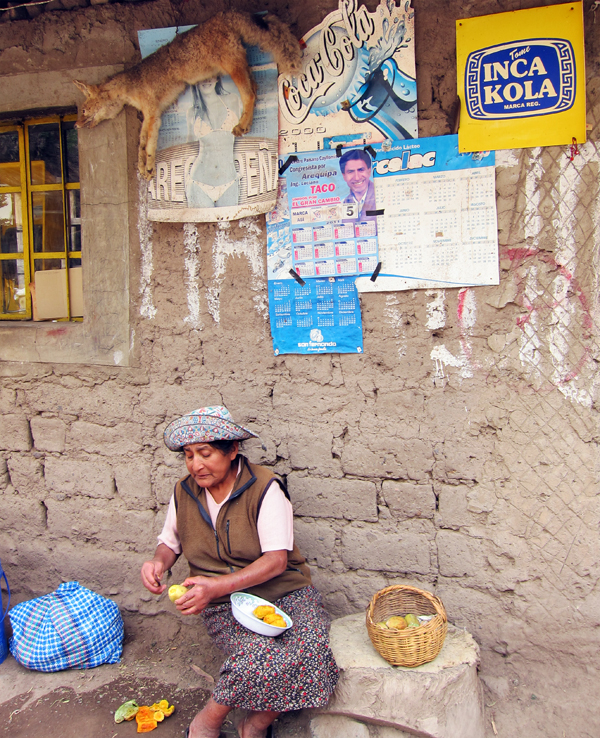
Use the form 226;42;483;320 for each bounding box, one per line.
356;135;499;293
268;276;363;355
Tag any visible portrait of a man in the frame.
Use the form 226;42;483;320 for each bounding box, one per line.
339;149;377;221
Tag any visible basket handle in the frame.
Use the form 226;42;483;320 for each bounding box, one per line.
429;594;447;620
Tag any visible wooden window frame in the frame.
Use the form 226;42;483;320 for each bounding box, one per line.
0;66;135;366
0;125;30;319
0;115;82;321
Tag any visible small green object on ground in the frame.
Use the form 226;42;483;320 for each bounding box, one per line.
114;699;139;723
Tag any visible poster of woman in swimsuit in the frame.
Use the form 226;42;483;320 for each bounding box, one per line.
138;27;280;222
185;78;241;209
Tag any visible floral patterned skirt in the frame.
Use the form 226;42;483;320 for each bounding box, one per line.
200;585;339;712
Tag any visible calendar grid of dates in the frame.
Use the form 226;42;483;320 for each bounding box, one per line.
290;206;379;278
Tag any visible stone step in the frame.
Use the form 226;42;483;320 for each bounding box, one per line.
311;714;415;737
308;612;485;738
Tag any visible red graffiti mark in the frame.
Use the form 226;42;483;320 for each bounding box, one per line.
456;287;468;323
47;328;68;337
500;246;594;384
455;287;475;368
561;351;590;384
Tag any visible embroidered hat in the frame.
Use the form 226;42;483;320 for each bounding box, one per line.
163;406;257;451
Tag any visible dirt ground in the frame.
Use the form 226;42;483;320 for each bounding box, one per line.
0;629;598;738
0;615;309;738
0;612;596;738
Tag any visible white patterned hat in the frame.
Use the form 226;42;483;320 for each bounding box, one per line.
164;406;257;451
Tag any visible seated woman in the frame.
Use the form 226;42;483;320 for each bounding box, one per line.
185;78;241;209
141;406;338;738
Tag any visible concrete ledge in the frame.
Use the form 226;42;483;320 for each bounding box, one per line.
311;613;484;738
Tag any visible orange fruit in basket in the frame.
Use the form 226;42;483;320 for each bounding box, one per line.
386;616;407;630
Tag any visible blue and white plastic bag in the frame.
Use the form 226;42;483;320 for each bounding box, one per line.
9;581;123;672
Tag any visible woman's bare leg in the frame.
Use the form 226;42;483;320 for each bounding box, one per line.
188;697;231;738
238;710;280;738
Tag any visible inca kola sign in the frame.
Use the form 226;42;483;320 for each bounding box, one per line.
456;2;585;152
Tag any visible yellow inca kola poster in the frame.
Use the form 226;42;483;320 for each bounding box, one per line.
456;2;585;152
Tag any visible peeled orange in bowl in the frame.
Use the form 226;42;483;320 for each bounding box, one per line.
230;592;292;636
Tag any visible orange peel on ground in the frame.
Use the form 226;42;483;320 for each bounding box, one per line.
134;701;175;732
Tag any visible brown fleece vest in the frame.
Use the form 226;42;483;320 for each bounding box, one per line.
174;456;311;605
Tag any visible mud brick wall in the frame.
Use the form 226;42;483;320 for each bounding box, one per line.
0;1;599;735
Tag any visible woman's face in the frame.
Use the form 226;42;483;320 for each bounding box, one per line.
183;441;238;489
199;78;218;94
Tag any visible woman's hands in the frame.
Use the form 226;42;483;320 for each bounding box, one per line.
175;576;220;615
174;551;288;616
142;548;288;615
141;560;166;594
140;544;178;595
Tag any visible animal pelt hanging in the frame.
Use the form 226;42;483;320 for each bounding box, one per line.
74;11;301;179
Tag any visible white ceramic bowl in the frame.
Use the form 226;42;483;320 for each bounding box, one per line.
230;592;292;637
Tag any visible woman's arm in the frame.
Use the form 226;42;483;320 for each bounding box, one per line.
176;550;288;615
141;543;178;595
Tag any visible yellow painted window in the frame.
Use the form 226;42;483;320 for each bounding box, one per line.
0;114;82;321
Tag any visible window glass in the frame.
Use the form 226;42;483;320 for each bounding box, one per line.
31;190;65;253
0;131;20;187
28;123;62;185
34;257;65;271
67;189;81;252
0;193;23;254
1;258;26;314
0;131;19;164
63;122;79;184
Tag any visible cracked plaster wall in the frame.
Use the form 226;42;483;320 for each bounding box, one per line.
0;0;599;731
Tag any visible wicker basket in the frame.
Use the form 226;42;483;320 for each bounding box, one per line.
366;585;448;667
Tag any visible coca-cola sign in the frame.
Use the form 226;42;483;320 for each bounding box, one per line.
278;0;417;153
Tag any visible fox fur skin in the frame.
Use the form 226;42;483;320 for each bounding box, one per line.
74;11;301;179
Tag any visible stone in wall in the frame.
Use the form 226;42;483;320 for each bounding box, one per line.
6;454;45;498
30;416;67;452
436;483;489;529
0;414;31;451
310;568;389;616
45;456;114;499
0;488;48;539
153;463;186;507
0;456;8;488
342;520;435;575
294;517;337;567
341;433;433;481
289;475;378;522
114;459;154;510
45;497;156;554
0;387;16;413
67;420;143;456
436;529;487;578
287;424;342;476
381;480;436;520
